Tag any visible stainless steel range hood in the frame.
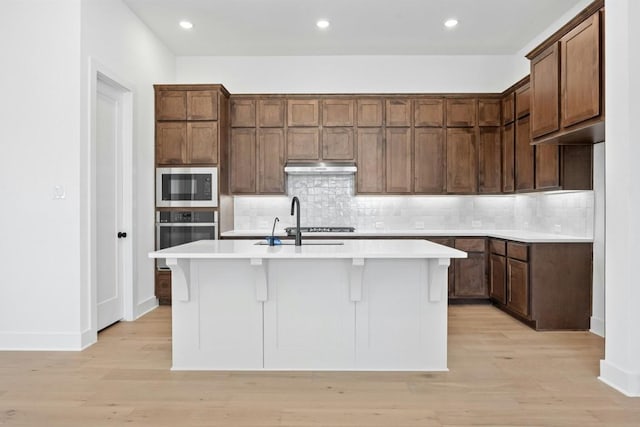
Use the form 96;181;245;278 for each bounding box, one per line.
284;162;357;175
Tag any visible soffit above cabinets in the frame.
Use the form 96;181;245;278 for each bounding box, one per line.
123;0;587;56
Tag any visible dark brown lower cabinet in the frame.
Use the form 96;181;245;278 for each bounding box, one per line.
155;270;171;306
491;241;592;330
453;238;488;299
490;254;507;305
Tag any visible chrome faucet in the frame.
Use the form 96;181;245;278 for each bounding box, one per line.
290;196;302;246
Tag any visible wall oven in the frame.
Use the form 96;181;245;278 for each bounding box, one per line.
156;167;218;208
155;210;218;270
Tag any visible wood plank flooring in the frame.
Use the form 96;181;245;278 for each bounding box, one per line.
0;305;638;426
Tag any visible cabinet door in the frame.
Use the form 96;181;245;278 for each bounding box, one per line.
507;258;529;317
502;93;515;125
515;116;534;192
155;270;171;305
187;121;218;164
414;128;445;194
531;44;560;137
386;99;411;127
515;84;531;119
258;129;285;194
287;128;320;160
156;90;186;120
414;99;444;127
478;99;501;127
357;99;383;127
386;127;412;193
187;90;217;120
258;99;285;127
156;122;186;165
446;128;477;194
446;98;476;127
357;128;384;193
322;128;354;160
230;129;256;194
502;122;515;193
490;254;507;304
535;145;560;190
231;99;256;127
323;99;354;127
478;127;501;193
287;99;319;126
561;12;601;128
454;253;487;297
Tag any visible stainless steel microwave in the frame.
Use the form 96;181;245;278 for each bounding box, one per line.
156;167;218;208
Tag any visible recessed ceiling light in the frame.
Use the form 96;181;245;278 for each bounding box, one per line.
179;20;194;30
444;19;458;28
316;19;330;30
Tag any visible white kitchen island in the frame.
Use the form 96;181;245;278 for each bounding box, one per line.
149;239;466;371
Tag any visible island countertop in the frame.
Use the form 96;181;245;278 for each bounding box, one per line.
149;239;468;260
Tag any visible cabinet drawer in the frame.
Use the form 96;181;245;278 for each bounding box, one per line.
507;242;529;261
455;238;486;252
490;239;506;255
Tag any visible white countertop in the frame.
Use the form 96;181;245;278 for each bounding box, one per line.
221;229;593;243
149;239;468;260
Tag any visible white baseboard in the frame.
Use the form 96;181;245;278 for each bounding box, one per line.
135;296;159;319
80;328;97;350
599;359;640;397
0;331;85;351
590;316;605;337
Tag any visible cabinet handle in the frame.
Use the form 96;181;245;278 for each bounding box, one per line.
507;264;512;303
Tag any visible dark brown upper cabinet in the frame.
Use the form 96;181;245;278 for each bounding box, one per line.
258;99;285;127
385;127;413;193
287;99;319;127
535;144;560;190
230;128;256;194
187;122;218;165
385;99;411;127
561;12;601;129
502;93;515;125
322;99;354;127
515;116;535;192
287;128;320;160
527;2;604;144
186;90;218;120
156;90;186;121
257;129;285;194
478;99;501;127
502;122;515;193
231;99;256;127
414;128;446;194
515;83;531;119
414;99;444;127
357;128;385;193
478;127;502;193
156;122;186;165
446;98;476;127
357;99;383;127
446;128;477;194
531;44;560;138
323;128;354;160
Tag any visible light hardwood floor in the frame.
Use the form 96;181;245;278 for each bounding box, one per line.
0;305;638;426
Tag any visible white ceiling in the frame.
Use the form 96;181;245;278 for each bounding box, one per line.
122;0;585;56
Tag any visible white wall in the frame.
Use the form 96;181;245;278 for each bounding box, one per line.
177;55;516;94
600;0;640;397
0;0;174;351
80;0;175;343
0;0;83;349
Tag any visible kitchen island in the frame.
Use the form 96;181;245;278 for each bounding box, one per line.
149;239;466;371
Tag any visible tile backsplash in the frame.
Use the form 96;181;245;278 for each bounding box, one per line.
233;174;594;237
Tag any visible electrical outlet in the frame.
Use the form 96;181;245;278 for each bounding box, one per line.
375;221;384;229
471;220;481;228
554;224;562;233
258;220;269;229
415;221;425;229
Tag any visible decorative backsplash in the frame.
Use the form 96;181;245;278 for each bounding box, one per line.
233;174;594;237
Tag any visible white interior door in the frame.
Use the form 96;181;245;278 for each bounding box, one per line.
96;77;125;330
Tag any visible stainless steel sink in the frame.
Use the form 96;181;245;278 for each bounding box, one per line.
254;241;344;246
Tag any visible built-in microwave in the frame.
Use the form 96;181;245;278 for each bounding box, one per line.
156;167;218;208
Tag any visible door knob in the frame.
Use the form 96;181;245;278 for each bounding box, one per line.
117;232;127;238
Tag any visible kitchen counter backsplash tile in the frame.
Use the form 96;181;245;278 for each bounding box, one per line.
233;174;594;237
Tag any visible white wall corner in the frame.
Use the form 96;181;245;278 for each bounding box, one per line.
590;316;605;337
135;296;159;320
599;360;640;397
